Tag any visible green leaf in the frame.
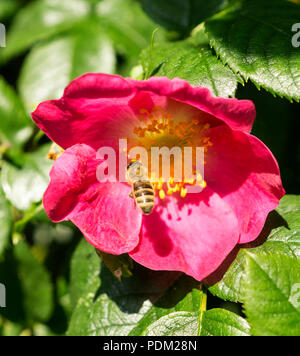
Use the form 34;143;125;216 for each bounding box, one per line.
1;144;53;211
208;249;246;303
204;0;300;101
140;0;231;35
0;0;91;63
69;240;249;336
243;252;300;336
129;276;203;335
0;319;23;336
141;309;250;336
32;323;57;336
69;239;101;309
0;240;53;323
131;277;250;336
0;77;32;148
68;239;180;336
19;19;116;112
0;249;25;323
209;195;300;302
13;239;53;322
200;309;250;336
0;0;20;21
255;196;300;258
97;0;163;59
141;40;238;97
141;311;199;336
0;187;12;257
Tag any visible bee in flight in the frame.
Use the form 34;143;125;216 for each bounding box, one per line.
126;160;155;215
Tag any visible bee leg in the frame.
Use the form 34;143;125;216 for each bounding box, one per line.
129;192;137;209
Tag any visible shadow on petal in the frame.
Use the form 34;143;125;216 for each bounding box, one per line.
142;209;174;257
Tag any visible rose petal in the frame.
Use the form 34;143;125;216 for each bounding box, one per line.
129;188;239;281
44;143;142;254
32;74;139;150
127;76;256;133
32;74;256;152
205;126;285;244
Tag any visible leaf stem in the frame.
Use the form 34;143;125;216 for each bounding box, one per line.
14;203;44;233
198;284;207;336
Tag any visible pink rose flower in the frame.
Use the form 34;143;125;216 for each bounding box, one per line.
31;74;285;281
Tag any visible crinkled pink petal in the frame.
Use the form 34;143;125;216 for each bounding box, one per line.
32;74;138;150
44;143;142;254
127;76;256;133
204;126;285;244
129;188;239;281
31;74;256;151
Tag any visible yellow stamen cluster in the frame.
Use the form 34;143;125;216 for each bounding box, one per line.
133;107;211;149
134;107;173;138
151;174;207;200
128;106;212;199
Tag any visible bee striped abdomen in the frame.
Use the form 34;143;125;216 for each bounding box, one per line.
133;181;155;215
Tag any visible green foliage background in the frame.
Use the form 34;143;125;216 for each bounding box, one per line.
0;0;299;336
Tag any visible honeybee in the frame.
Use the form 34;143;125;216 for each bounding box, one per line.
126;160;155;215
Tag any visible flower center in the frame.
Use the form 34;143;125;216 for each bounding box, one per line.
127;106;212;199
